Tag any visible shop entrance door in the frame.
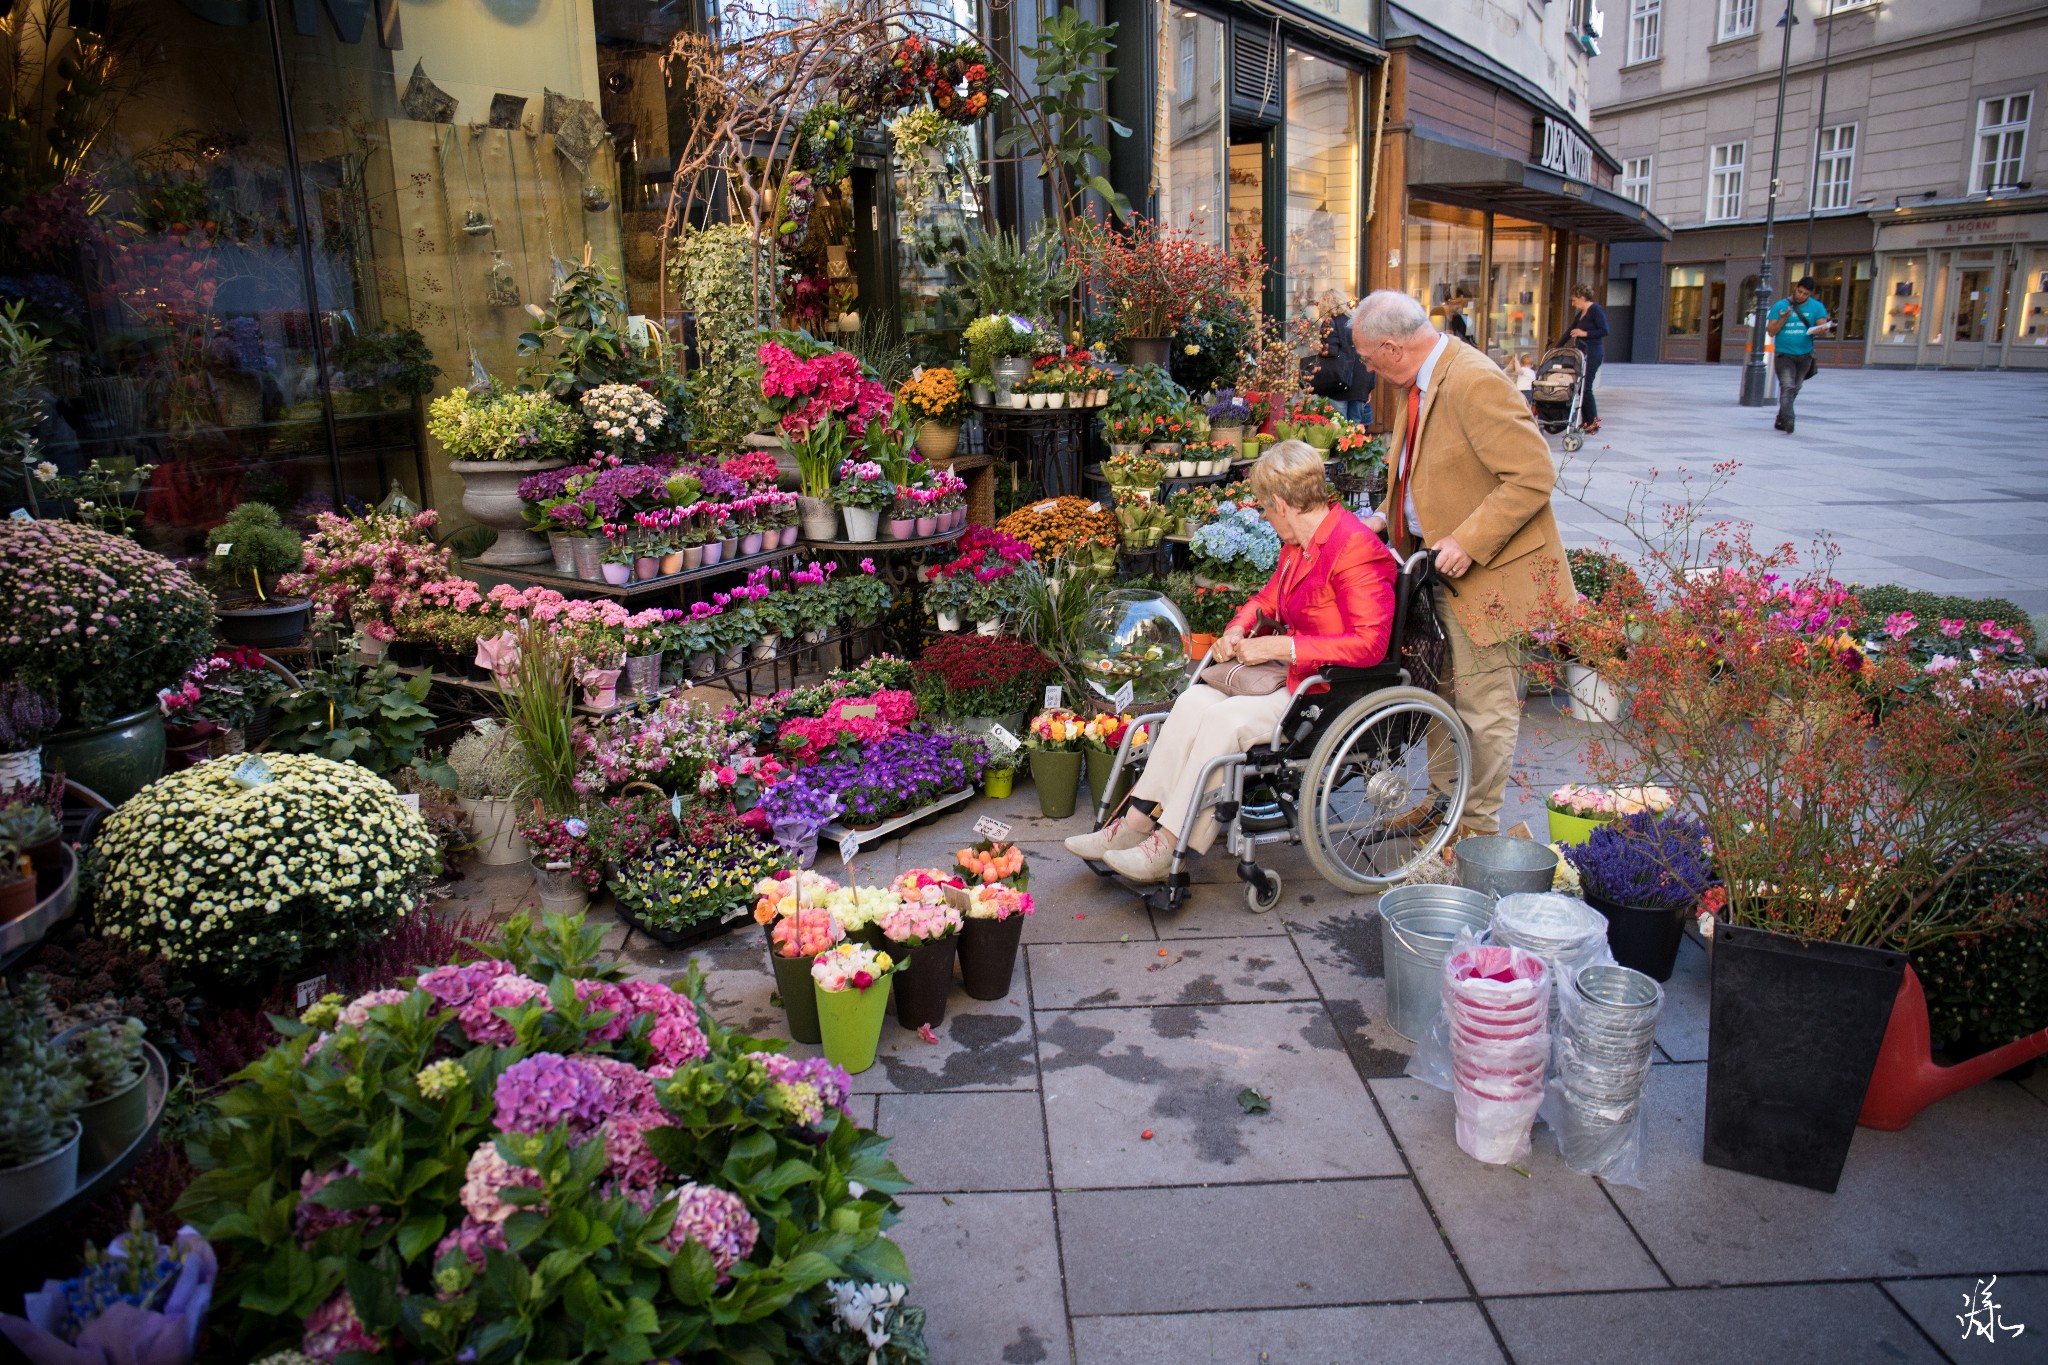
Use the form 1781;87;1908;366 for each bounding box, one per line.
1938;253;2004;367
1705;282;1726;363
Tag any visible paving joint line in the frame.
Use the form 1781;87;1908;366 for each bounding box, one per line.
1873;1279;1963;1365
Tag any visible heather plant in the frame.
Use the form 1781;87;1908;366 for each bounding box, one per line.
1540;465;2048;951
0;680;59;753
175;912;914;1363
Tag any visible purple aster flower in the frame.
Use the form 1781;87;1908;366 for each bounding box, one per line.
663;1182;759;1276
493;1053;608;1135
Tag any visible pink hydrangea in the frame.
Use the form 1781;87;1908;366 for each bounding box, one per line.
664;1182;760;1276
338;988;410;1030
493;1053;607;1136
574;978;632;1042
435;1215;508;1272
303;1291;381;1362
460;1141;541;1226
457;973;553;1045
749;1052;852;1128
620;980;710;1068
583;1056;670;1188
295;1164;385;1246
417;959;518;1010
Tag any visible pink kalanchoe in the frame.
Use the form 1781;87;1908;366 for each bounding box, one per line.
460;1141;542;1226
664;1182;760;1276
338;988;410;1030
493;1052;608;1136
303;1291;381;1362
1882;611;1918;640
620;979;711;1068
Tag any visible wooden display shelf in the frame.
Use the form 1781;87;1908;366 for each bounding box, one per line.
464;543;799;598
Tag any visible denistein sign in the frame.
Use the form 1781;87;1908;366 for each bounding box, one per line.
1533;116;1594;183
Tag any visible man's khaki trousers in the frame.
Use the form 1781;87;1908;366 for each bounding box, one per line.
1429;603;1522;833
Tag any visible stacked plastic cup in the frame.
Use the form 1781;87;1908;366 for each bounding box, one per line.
1442;939;1552;1164
1554;963;1664;1174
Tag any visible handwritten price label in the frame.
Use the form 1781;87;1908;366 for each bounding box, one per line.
1088;501;1103;513
214;541;233;555
839;703;878;719
838;831;862;863
973;816;1014;842
987;724;1021;753
1043;684;1063;710
1033;500;1059;514
295;975;329;1009
1111;681;1134;711
399;793;421;813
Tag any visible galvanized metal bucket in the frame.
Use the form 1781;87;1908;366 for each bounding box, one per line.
1455;836;1561;899
1379;884;1495;1043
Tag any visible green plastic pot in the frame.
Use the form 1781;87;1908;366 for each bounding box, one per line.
1545;807;1611;847
1030;748;1083;819
43;706;165;804
815;975;893;1074
769;946;823;1045
1084;747;1132;817
984;768;1015;799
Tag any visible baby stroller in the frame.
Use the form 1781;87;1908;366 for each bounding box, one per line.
1529;345;1586;452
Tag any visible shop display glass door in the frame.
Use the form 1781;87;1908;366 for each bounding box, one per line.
1877;253;1926;351
2018;249;2048;350
1486;217;1546;361
1936;252;2003;367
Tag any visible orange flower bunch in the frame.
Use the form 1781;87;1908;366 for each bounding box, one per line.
995;496;1118;560
896;366;970;425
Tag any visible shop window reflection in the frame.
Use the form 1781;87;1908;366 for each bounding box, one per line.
1487;216;1545;359
1403;200;1482;339
1161;11;1224;246
1668;265;1705;335
1788;257;1871;341
1283;48;1358;325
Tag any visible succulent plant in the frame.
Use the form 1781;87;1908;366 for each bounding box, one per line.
70;1015;146;1100
0;975;85;1167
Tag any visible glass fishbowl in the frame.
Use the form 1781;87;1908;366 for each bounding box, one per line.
1078;590;1191;707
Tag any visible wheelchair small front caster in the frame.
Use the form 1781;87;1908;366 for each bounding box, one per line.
1244;870;1283;914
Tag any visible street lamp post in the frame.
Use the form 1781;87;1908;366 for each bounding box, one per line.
1739;0;1800;407
1801;2;1837;269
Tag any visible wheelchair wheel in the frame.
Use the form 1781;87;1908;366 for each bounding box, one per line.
1244;869;1283;914
1299;686;1471;893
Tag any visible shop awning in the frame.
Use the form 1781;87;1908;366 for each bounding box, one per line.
1406;130;1672;243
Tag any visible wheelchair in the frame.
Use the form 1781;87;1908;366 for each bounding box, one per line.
1081;549;1473;913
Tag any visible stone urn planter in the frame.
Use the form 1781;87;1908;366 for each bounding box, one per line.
449;458;568;566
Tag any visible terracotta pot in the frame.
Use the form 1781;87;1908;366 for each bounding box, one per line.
448;458;567;566
660;550;685;575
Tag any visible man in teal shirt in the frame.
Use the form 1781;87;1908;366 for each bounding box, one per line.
1766;275;1831;433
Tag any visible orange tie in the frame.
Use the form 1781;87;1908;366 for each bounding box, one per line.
1389;385;1421;556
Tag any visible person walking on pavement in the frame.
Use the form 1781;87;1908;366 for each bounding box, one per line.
1354;291;1574;843
1566;284;1608;434
1309;297;1377;423
1767;276;1831;434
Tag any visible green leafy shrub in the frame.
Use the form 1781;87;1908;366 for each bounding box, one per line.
175;913;920;1364
270;659;440;778
1849;583;2034;652
204;502;305;597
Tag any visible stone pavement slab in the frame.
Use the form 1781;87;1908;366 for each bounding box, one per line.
1485;1283;1947;1365
1881;1274;2048;1360
889;1192;1069;1365
1650;936;1709;1064
1605;1064;2048;1286
1027;936;1316;1009
877;1091;1050;1193
1070;1301;1506;1364
1056;1179;1467;1315
1372;1077;1670;1297
1037;1002;1405;1187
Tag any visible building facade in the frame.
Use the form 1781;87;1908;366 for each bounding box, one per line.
1590;0;2048;369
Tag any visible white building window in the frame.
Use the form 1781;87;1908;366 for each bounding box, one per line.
1177;22;1197;104
1621;156;1652;205
1827;0;1873;10
1707;141;1745;221
1812;123;1855;210
1717;0;1755;40
1972;94;2031;193
1626;0;1660;63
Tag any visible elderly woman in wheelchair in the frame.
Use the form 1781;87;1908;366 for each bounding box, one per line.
1065;441;1472;912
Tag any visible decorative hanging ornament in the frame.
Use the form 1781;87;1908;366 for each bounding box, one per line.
486;249;521;307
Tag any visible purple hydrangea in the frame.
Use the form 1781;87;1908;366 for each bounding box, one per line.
664;1182;759;1276
517;465;580;503
749;1052;852;1128
620;979;710;1068
573;978;631;1042
435;1216;508;1271
493;1053;608;1135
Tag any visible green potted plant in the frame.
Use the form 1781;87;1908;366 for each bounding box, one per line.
0;802;53;922
204;502;311;648
426;384;586;567
1;521;215;803
1024;708;1086;819
0;976;85;1233
68;1015;150;1172
811;942;896;1075
962;314;1036;404
982;745;1019;798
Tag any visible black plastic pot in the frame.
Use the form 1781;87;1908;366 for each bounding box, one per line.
215;598;311;650
891;935;958;1031
1705;924;1907;1193
387;638;425;668
958;914;1026;1000
1586;890;1686;982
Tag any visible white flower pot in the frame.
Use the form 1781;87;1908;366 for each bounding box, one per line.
754;633;781;662
1008;393;1029;408
1564;663;1625;725
843;506;881;542
448;458;568;566
936;611;962;632
976;619;1002;636
0;747;42;791
1028;393;1047;409
1046;392;1065;409
461;794;531;866
1093;388;1109;405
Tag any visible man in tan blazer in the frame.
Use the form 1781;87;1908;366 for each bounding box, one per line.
1353;290;1573;839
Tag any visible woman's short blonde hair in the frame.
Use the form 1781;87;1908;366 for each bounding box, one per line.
1248;439;1330;511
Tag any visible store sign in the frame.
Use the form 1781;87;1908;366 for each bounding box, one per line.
1533;116;1594;183
1874;212;2048;252
178;0;402;48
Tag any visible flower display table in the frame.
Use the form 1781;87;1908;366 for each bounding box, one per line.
821;786;976;859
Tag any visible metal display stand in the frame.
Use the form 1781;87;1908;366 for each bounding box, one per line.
975;404;1087;497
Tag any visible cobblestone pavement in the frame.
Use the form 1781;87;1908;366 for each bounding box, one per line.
449;697;2048;1365
1551;363;2048;618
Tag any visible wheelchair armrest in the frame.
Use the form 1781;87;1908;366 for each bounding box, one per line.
1318;662;1402;686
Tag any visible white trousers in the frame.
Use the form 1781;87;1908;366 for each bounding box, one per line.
1129;684;1293;853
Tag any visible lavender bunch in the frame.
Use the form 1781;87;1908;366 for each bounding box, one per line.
1564;810;1715;911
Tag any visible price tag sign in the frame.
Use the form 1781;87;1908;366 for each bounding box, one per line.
1033;500;1059;514
1088;501;1103;513
972;815;1014;842
214;541;234;555
987;723;1021;753
839;703;878;720
399;792;421;813
1111;680;1134;711
838;830;862;863
1042;684;1062;710
7;508;31;523
295;974;329;1009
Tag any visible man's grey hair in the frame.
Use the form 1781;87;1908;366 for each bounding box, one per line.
1351;290;1433;347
